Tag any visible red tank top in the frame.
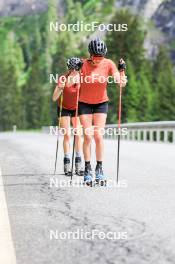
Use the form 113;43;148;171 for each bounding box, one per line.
58;74;78;110
79;56;117;104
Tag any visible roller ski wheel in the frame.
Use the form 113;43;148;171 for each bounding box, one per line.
84;175;93;187
95;166;107;187
66;171;73;177
75;170;84;176
95;179;107;187
84;167;93;187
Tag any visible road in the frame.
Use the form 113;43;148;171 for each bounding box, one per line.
0;132;175;264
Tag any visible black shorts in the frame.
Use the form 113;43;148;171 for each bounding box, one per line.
78;101;108;115
57;107;76;118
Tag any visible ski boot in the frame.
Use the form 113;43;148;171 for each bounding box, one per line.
75;157;84;176
95;166;107;186
84;165;93;187
64;157;71;175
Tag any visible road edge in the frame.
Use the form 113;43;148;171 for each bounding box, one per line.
0;167;17;264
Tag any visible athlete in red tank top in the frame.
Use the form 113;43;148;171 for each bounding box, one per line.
77;38;127;185
52;57;83;176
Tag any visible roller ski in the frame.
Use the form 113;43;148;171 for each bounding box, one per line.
75;157;84;176
95;165;107;186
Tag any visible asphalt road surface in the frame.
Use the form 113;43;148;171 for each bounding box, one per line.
0;132;175;264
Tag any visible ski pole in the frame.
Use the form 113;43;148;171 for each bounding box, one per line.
54;92;63;175
117;59;126;183
70;73;81;182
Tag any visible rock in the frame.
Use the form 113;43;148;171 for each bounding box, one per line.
0;0;64;17
116;0;163;19
153;0;175;61
116;0;175;61
0;0;48;16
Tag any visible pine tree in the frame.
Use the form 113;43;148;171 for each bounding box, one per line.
105;10;147;123
41;0;58;75
0;31;25;130
124;60;139;122
137;65;152;121
106;9;146;71
23;53;43;129
152;47;175;121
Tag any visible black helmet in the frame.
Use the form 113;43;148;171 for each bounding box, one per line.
118;58;126;71
88;38;107;56
67;57;83;71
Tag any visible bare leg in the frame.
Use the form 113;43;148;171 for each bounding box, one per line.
93;113;107;161
60;116;71;154
71;117;82;153
79;114;93;162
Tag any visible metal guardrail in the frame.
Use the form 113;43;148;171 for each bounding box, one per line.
105;121;175;143
42;121;175;143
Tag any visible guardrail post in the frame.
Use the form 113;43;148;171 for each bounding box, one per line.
173;131;175;143
132;130;134;140
150;130;153;142
157;130;160;142
164;130;168;143
143;130;147;142
127;129;130;140
137;130;141;141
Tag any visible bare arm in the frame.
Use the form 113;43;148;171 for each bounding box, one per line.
66;70;80;87
52;82;65;102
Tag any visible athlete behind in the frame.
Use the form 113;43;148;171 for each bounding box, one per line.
78;38;127;185
52;57;83;175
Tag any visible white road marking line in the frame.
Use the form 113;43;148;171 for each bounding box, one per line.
0;167;17;264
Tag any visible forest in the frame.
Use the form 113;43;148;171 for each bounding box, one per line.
0;0;175;130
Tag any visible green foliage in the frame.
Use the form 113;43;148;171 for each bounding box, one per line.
0;3;175;131
124;60;139;122
106;9;175;123
152;47;175;120
106;10;148;123
106;9;146;69
0;31;25;130
137;65;153;121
